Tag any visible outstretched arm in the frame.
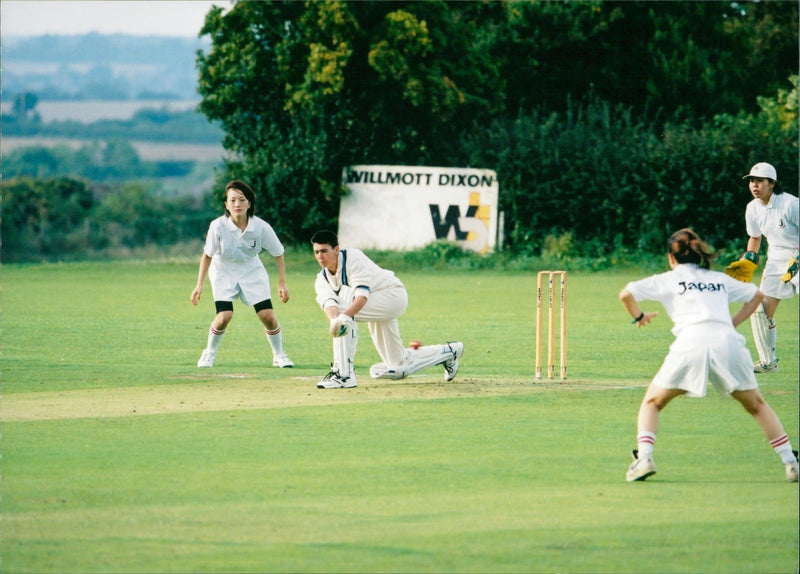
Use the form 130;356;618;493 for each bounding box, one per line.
342;295;368;318
619;288;658;328
325;295;368;338
731;289;765;328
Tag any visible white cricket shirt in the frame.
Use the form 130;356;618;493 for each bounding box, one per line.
204;214;284;277
314;248;403;310
745;192;799;256
624;264;759;337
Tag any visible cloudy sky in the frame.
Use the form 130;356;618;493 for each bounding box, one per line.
2;1;230;37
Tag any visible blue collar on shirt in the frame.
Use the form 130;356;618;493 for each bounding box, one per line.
322;249;348;288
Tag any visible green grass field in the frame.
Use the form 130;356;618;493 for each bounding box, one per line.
2;260;797;573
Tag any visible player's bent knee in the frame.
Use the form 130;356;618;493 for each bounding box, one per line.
369;363;407;379
732;390;765;416
215;301;234;313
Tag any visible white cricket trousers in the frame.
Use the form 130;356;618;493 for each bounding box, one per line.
338;285;408;367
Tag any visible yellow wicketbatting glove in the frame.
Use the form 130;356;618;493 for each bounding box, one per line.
781;251;799;283
724;251;759;283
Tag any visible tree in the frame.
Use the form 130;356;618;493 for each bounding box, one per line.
92;183;172;248
1;177;95;259
492;1;798;121
196;1;503;241
196;0;798;249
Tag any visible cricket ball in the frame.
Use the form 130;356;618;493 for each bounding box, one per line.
409;339;421;350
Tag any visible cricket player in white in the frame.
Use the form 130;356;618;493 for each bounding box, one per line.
724;162;799;372
191;180;294;369
620;228;798;483
310;230;464;389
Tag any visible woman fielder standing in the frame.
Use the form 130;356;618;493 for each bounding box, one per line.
191;180;294;369
620;228;798;483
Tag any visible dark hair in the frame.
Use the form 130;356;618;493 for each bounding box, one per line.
668;228;717;270
311;230;339;247
746;177;784;195
225;180;255;217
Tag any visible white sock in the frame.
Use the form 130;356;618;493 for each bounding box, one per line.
637;432;656;458
265;326;283;356
206;326;225;352
770;434;796;464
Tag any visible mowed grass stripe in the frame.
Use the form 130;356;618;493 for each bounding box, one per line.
3;393;797;573
2;262;680;394
1;261;797;573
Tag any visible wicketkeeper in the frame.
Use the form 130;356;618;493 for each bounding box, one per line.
724;162;799;373
310;230;464;389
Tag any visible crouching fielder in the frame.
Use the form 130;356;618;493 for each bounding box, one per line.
191;180;293;369
310;230;464;389
620;228;798;483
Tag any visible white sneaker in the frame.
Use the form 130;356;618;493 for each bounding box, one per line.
626;450;656;482
754;360;779;373
786;461;799;483
443;341;464;382
787;450;799;483
317;370;357;389
272;353;294;368
197;350;216;368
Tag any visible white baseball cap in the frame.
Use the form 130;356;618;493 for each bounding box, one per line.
742;162;777;181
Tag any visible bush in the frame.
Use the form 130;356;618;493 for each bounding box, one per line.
464;78;798;257
1;177;217;262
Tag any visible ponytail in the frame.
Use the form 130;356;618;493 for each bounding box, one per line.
668;228;717;269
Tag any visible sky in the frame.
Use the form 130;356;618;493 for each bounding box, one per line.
1;1;230;37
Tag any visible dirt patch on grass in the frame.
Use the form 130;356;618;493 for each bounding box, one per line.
1;374;644;423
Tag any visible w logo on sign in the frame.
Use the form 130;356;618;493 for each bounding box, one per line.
429;192;491;253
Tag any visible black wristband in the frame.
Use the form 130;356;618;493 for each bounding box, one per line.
632;312;644;324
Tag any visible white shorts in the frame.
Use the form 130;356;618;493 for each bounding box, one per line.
652;326;758;397
759;265;798;299
209;263;271;307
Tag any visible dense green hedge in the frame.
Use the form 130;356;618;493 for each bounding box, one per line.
196;1;797;254
464;82;798;256
1;177;215;262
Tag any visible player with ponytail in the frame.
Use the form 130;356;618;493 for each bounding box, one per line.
619;228;798;483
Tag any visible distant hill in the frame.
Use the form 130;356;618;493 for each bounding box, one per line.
1;33;211;101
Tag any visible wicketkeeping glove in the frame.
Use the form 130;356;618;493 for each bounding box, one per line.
781;251;799;283
330;313;354;337
724;251;759;283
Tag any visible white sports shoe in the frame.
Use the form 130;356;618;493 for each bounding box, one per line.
753;360;779;373
197;350;216;368
272;353;294;368
626;450;656;482
787;451;799;483
786;461;799;483
317;370;357;389
443;341;464;382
